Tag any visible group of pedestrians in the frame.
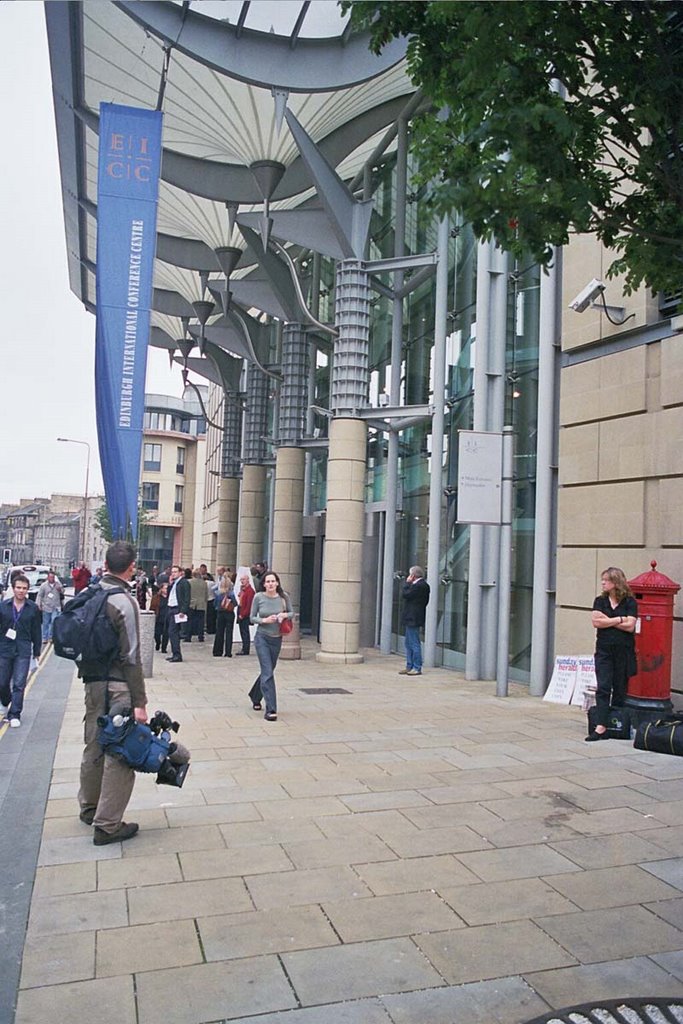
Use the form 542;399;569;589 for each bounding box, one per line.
156;561;291;723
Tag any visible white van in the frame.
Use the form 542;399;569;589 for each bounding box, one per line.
2;564;52;601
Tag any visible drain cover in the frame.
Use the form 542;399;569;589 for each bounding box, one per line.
299;687;352;695
524;996;683;1023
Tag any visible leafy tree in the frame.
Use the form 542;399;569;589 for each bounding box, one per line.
93;498;150;546
93;502;115;545
344;0;683;295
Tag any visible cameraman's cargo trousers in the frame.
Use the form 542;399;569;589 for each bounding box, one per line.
78;679;136;834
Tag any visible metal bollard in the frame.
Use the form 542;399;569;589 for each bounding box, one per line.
138;609;155;678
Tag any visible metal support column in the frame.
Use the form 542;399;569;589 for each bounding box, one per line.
279;323;309;446
424;216;450;668
496;425;514;696
238;363;270;567
273;322;308;659
303;252;321;517
480;245;508;680
380;115;408;654
218;393;242;569
529;249;562;695
465;240;509;680
465;240;492;680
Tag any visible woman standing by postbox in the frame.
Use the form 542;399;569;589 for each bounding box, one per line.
586;567;638;741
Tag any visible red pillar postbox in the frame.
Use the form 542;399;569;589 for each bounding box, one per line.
626;561;680;715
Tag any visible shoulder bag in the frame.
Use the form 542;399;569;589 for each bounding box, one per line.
279;597;293;635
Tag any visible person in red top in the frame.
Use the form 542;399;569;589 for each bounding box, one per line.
72;562;91;593
236;572;255;656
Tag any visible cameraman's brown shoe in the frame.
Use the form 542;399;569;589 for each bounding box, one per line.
93;822;139;846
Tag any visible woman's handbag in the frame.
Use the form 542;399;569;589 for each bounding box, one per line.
221;594;235;613
279;598;293;635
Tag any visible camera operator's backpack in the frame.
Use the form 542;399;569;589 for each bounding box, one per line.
53;583;125;676
97;715;171;773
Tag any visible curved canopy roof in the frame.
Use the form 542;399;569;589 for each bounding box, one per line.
46;0;415;369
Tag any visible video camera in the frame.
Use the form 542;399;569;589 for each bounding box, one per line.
149;710;180;735
97;707;190;788
150;709;189;788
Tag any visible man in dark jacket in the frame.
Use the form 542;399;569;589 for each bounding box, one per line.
399;565;430;677
0;574;42;726
166;565;191;662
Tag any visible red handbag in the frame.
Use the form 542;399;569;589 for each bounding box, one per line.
279;598;293;635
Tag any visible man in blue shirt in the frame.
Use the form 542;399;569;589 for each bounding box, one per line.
0;573;42;727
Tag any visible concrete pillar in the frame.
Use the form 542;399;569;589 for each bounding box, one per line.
238;464;267;567
315;258;371;665
316;417;367;665
271;445;305;660
217;476;239;569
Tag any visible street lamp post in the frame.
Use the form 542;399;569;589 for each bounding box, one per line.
57;438;91;565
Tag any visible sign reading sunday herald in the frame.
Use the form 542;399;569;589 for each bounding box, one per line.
95;104;162;539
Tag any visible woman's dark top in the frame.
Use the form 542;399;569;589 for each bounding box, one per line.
592;594;638;649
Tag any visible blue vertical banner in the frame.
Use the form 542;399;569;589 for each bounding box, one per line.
95;104;163;539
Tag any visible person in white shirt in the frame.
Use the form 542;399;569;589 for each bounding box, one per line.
36;571;64;644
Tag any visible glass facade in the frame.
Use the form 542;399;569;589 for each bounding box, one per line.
138;524;174;572
301;152;542;679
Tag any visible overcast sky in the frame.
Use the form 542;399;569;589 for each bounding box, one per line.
0;1;184;506
0;1;349;509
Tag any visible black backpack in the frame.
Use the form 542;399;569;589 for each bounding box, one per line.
53;583;125;677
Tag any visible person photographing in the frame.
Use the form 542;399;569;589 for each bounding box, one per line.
78;541;148;844
399;565;430;677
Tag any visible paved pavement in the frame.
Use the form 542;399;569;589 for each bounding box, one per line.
3;638;683;1024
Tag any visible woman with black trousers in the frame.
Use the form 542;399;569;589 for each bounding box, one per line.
586;566;637;741
213;572;236;657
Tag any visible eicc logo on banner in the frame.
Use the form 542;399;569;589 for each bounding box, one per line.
105;132;153;183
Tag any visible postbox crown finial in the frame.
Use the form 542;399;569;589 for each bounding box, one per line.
629;562;680;594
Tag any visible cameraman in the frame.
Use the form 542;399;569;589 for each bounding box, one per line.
78;541;148;846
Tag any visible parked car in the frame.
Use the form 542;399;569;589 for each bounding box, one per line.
2;564;52;601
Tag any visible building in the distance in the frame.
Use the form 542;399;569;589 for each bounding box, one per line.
0;493;108;573
138;389;207;571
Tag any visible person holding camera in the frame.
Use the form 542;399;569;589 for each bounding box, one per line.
399;565;430;677
248;571;292;721
78;540;148;845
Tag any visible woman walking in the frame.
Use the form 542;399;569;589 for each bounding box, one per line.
248;571;293;721
586;566;637;741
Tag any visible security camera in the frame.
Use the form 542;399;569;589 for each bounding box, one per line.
568;278;605;313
